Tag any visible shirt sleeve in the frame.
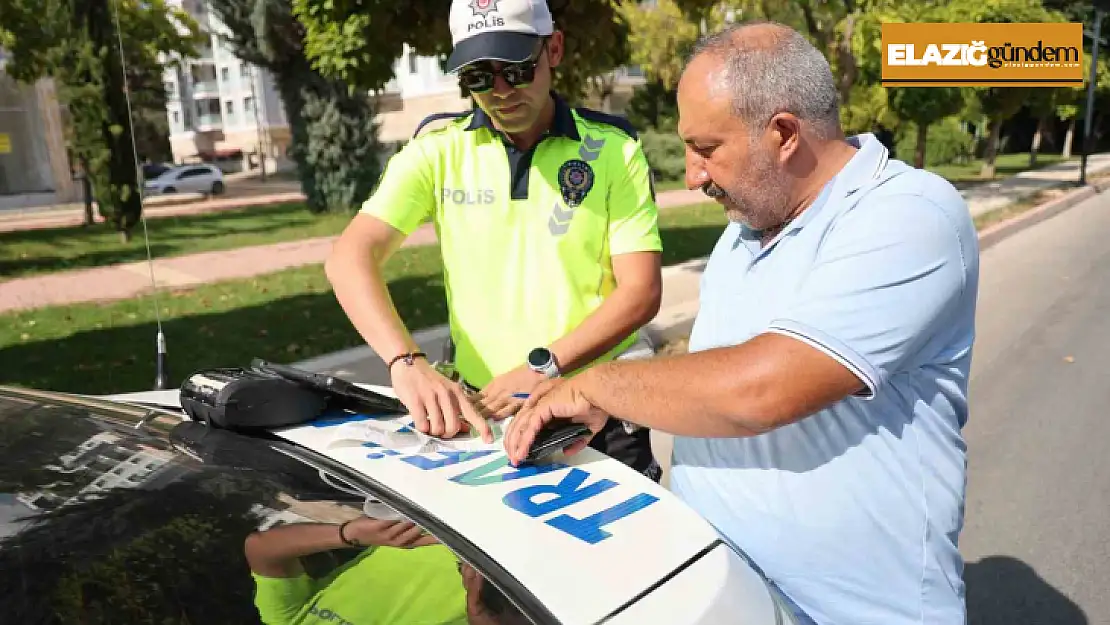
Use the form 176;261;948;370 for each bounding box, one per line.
607;138;663;256
766;194;972;398
251;572;318;625
360;139;436;235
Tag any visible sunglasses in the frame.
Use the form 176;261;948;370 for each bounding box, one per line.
458;42;547;94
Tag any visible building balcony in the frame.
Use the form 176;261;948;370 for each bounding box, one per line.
192;81;219;98
195;113;223;131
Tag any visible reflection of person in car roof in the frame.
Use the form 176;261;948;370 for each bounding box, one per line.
245;516;526;624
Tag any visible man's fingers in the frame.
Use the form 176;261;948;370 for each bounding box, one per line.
403;394;431;435
396;523;426;547
506;404;552;466
563;438;591;457
410;533;441;548
383;520;417;542
422;388;448;437
435;387;464;438
477;393;508;416
494;398;524;420
457;389;494;443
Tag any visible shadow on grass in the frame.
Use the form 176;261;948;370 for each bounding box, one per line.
0;244;178;277
0;223;728;395
0;203;325;278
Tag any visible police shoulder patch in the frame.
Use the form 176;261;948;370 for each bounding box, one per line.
573;107;639;140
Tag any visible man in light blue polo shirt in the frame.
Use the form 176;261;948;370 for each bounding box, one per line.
504;21;979;624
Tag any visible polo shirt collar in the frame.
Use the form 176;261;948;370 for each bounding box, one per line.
466;92;580;141
780;133;891;229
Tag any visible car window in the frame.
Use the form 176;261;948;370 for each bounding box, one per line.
0;390;533;625
177;168;208;179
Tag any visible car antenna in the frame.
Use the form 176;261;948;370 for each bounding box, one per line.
111;0;170;390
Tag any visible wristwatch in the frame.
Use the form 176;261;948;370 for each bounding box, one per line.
527;347;561;379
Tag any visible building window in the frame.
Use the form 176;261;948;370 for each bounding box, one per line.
408;51;418;75
172;111;180;124
244;96;254;114
165;81;175;96
220;67;230;82
226;100;234;115
240;63;249;78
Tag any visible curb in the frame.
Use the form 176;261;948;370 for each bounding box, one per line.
298;181;1108;372
977;181;1105;251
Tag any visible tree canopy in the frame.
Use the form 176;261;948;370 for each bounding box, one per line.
292;0;632;103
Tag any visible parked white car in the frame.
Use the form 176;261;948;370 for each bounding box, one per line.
143;163;226;196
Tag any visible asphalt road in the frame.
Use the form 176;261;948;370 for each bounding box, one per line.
959;189;1110;625
646;190;1110;623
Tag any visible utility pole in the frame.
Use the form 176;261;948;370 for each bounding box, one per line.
1080;4;1107;185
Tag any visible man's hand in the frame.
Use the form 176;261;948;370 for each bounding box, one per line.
391;358;493;442
477;365;549;420
502;377;610;467
345;516;439;549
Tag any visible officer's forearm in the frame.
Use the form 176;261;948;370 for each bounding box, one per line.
550;278;661;374
244;523;346;578
325;238;420;364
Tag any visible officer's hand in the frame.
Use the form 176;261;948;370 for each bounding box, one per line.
345;516;439;549
391;359;493;442
477;365;548;420
503;378;609;467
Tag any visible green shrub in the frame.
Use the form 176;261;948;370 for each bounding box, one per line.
895;117;974;167
640;129;686;183
625;81;679;132
296;86;384;214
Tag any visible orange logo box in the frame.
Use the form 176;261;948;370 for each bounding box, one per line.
881;22;1084;86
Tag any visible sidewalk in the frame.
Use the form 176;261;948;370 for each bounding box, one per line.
962;153;1110;217
0;187;702;313
2;154;1109;314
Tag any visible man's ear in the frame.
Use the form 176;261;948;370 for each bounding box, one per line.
546;31;565;69
769;112;802;165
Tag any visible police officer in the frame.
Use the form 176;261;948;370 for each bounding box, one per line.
326;0;664;479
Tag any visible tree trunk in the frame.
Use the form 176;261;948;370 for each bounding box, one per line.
1063;117;1075;158
80;157;94;227
915;123;928;169
980;120;1002;178
835;14;859;108
1029;116;1047;167
82;0;142;237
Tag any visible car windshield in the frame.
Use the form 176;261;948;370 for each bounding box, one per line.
0;389;537;625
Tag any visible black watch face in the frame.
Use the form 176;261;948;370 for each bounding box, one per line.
528;348;550;368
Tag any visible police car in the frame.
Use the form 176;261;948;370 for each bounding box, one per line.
0;382;798;625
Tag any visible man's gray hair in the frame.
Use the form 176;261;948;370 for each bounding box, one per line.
688;21;841;140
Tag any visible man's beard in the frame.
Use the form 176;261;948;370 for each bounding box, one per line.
705;162;789;231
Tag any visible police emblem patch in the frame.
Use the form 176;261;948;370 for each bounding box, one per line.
469;0;499;17
558;159;594;208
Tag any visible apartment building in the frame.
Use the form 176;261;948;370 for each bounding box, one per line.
163;0;292;171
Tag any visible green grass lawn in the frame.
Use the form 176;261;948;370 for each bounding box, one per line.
929;152;1073;189
1;151;1075;280
0;202;351;279
653;152;1075;192
0;202;729;395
